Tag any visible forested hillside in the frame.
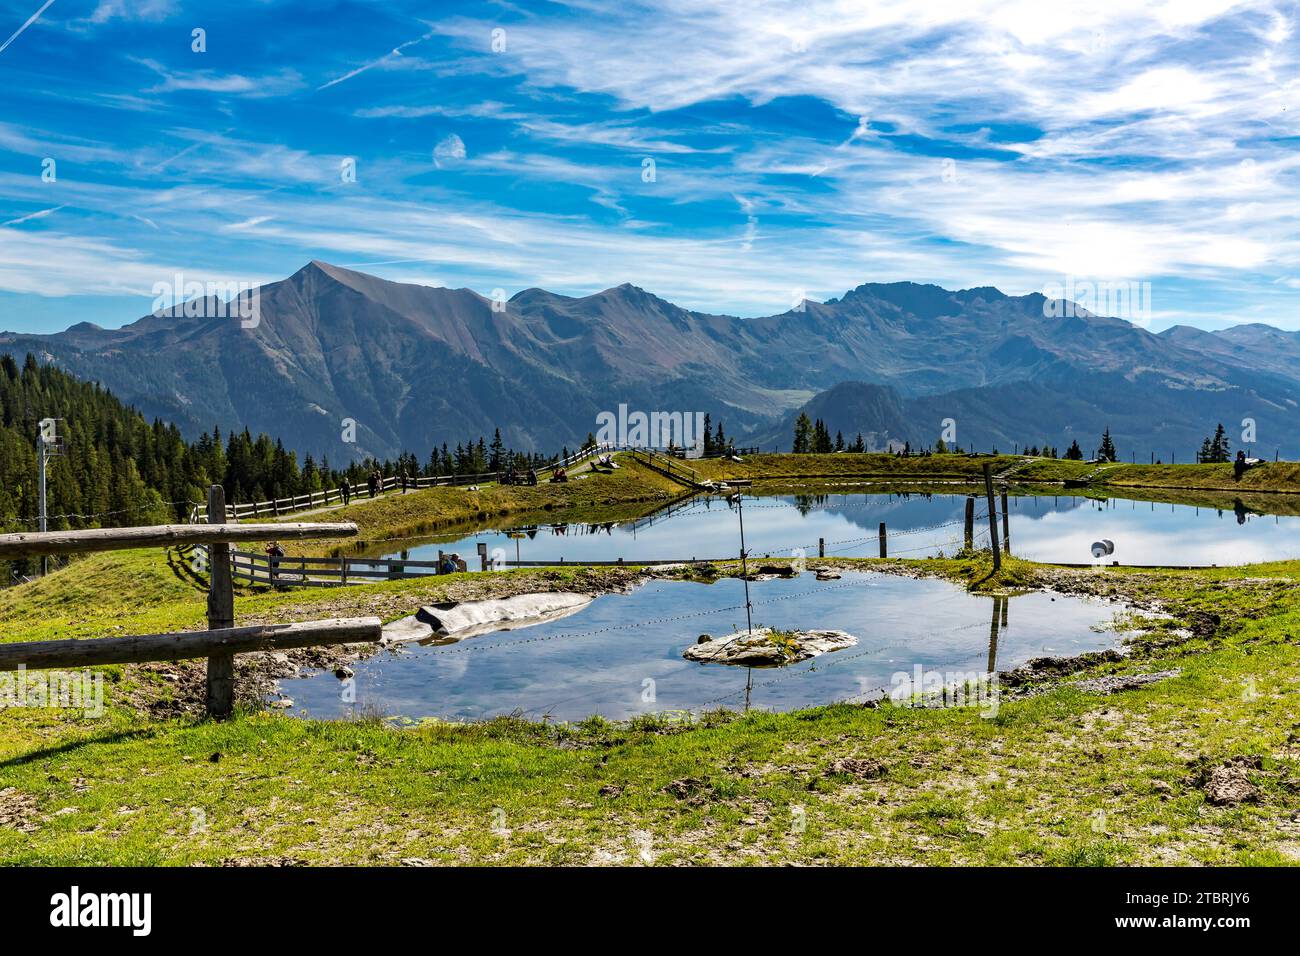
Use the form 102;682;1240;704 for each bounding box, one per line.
0;353;554;540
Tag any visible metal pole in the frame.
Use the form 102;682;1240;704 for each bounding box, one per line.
736;495;753;637
37;431;47;577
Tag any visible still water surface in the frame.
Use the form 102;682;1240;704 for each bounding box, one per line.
281;571;1129;723
377;491;1300;568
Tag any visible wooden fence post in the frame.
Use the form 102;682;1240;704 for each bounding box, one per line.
878;522;887;558
205;485;236;719
1000;488;1011;555
818;537;825;558
982;464;1001;572
964;496;975;550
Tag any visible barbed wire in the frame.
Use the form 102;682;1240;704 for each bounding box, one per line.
6;499;193;526
423;575;896;657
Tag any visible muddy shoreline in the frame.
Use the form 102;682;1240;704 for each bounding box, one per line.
127;553;1254;720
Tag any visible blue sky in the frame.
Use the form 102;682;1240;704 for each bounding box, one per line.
1;0;1298;333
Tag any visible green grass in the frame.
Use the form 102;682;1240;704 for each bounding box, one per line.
3;458;1300;865
3;548;1299;865
277;457;684;556
692;452;1300;499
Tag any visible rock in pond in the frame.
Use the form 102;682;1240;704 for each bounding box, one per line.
683;627;856;666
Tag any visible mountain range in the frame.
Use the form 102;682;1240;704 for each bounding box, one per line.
3;261;1298;461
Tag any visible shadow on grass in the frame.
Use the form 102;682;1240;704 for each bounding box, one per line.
0;725;169;769
165;546;210;593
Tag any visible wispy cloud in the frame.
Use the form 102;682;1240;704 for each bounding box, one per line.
3;0;1299;331
317;27;439;91
1;203;65;226
0;0;56;56
132;58;305;97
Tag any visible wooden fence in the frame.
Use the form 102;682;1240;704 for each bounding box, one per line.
0;485;374;718
189;443;617;522
200;546;725;588
626;447;712;489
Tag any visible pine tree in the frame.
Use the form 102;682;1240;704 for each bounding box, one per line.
1099;428;1117;462
1209;423;1230;463
792;413;812;454
489;429;505;471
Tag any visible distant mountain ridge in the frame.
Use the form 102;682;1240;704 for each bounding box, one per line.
3;261;1298;459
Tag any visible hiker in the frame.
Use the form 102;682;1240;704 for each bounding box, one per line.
265;541;285;583
400;469;409;493
1234;450;1248;481
340;477;351;506
367;470;378;498
527;469;538;486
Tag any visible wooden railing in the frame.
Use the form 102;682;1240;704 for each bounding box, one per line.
201;545;723;588
626;447;712;489
189;444;617;522
0;485;371;718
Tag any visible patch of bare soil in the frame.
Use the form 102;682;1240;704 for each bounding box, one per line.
0;787;39;832
1187;756;1264;806
826;757;888;779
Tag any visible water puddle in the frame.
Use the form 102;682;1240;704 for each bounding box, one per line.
277;571;1132;723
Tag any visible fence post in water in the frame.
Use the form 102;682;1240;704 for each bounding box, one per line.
478;542;488;572
340;557;348;587
1000;489;1010;555
818;537;825;558
964;497;975;550
982;464;1002;572
878;522;887;558
205;485;236;719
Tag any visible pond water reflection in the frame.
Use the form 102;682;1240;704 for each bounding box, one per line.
376;491;1300;569
280;571;1129;723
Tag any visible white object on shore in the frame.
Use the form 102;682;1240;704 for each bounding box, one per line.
383;592;593;644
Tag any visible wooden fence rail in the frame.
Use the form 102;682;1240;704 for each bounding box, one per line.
3;485;363;718
189;442;619;522
200;543;733;589
0;522;358;559
0;618;381;671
